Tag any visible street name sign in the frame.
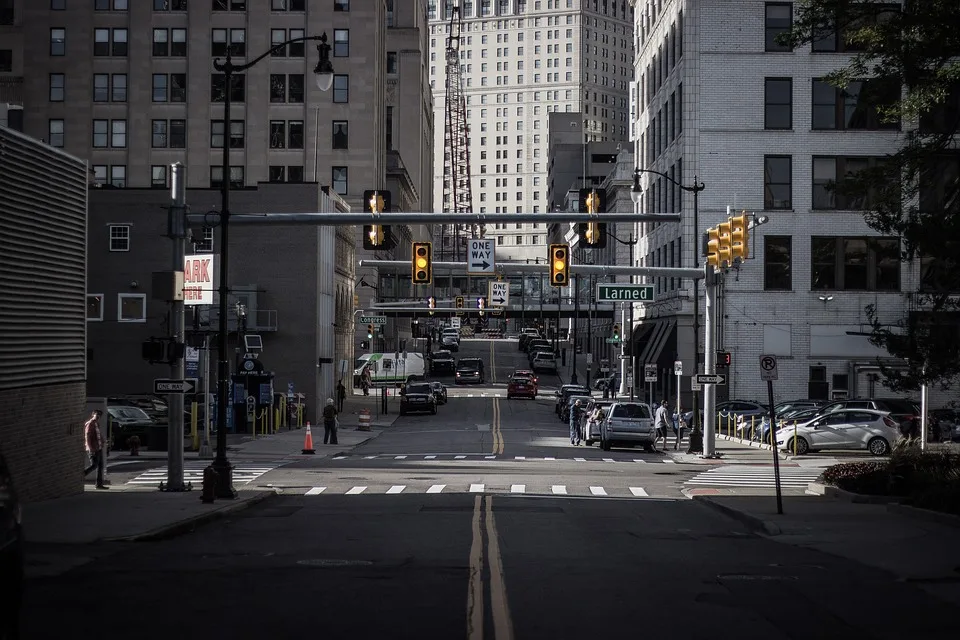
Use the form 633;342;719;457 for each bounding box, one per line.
696;373;727;385
488;281;509;307
154;378;197;394
605;338;620;344
360;315;387;325
596;283;655;302
468;238;496;274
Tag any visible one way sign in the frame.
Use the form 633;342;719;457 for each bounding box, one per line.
154;378;198;394
488;281;509;307
467;238;496;274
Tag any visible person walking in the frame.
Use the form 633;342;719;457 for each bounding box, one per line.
321;398;339;445
336;380;346;412
654;400;671;451
569;399;583;446
83;409;108;489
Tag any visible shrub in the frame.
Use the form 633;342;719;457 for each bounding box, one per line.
819;461;892;495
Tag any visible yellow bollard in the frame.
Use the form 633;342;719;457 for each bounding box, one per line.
750;416;755;443
191;401;199;451
793;421;798;455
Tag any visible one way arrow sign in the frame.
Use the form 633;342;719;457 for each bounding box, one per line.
468;238;496;274
488;281;509;307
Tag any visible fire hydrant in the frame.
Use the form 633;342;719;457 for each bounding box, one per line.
200;465;219;503
128;436;140;456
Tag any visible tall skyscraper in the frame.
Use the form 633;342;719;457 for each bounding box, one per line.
429;0;633;262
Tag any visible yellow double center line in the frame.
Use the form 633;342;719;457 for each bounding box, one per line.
490;340;504;455
468;495;514;640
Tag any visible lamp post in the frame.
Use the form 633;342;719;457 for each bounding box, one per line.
209;34;334;499
631;168;705;454
571;273;580;385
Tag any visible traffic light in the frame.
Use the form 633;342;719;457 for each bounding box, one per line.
577;188;607;248
549;243;569;287
477;297;485;316
706;228;721;269
427;296;436;315
613;323;621;342
729;212;749;262
412;241;432;284
367;324;374;339
717;221;732;268
362;190;392;251
455;296;464;309
717;351;732;367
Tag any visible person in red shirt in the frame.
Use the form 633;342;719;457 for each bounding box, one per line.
84;410;108;489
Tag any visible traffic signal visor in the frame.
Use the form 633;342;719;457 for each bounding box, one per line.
706;228;721;268
477;297;485;309
550;244;569;286
367;225;384;247
729;214;749;260
412;242;432;284
717;222;732;267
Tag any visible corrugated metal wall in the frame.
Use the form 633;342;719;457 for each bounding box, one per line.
0;126;87;390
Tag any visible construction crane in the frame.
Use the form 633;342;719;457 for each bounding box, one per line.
441;1;480;262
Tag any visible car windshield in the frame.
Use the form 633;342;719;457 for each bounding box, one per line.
406;384;432;395
431;352;452;359
610;404;651;419
458;361;480;370
534;353;554;360
109;406;151;421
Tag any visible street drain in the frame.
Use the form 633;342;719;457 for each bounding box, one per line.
297;559;374;568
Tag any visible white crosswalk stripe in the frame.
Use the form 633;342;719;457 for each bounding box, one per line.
426;484;446;494
470;483;485;493
685;465;823;488
346;486;367;495
552;485;567;495
127;461;285;486
511;484;525;493
330;453;672;464
386;485;406;494
292;483;656;498
306;487;326;495
630;487;648;497
590;486;607;496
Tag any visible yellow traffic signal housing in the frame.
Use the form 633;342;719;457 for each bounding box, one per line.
367;324;374;339
613;323;621;341
455;296;464;309
549;243;569;287
577;188;607;248
706;228;721;268
717;221;732;267
729;213;749;261
362;190;393;250
411;241;432;284
363;225;386;250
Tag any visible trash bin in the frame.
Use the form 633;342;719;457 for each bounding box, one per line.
148;424;168;452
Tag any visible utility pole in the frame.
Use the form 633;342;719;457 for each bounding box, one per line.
571;273;580;385
199;333;213;458
703;264;718;457
164;162;187;491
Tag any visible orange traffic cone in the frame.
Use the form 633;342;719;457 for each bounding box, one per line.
301;421;315;454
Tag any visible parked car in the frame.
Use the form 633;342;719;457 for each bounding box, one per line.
399;383;438;416
106;405;157;450
429;350;456;374
818;398;920;435
555;384;591;416
582;399;614;446
518;329;541;351
600;402;656;451
455;358;486;384
745;406;823;443
532;352;558;374
429;381;448;405
594;376;617;391
562;395;594;423
507;375;537;399
0;447;23;640
775;408;902;456
525;339;552;355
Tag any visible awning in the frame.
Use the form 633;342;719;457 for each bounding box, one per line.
637;318;677;365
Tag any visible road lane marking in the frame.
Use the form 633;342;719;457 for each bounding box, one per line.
544;457;556;461
305;487;326;495
602;458;615;462
574;457;586;462
633;459;647;463
426;484;446;494
386;485;406;494
394;455;407;460
425;455;436;459
485;496;515;640
514;456;525;460
467;495;484;640
630;487;649;497
455;455;466;459
332;456;347;460
470;483;485;493
589;486;607;496
663;459;675;464
364;455;377;459
551;485;567;494
510;484;525;493
345;486;367;495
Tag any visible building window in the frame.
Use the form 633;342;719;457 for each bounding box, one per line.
118;293;146;323
333;29;349;57
764;77;791;129
92;119;108;148
211;74;245;102
153;28;169;55
169;73;186;102
112;74;127;101
111;119;127;148
229;29;246;56
0;49;10;72
764;3;792;52
48;119;64;147
50;28;66;56
110;165;126;187
212;0;247;10
152;74;168;102
49;73;65;101
151;119;168;148
93;74;110;102
91;165;107;186
812;4;898;53
270;74;286;102
332;166;348;194
812;156;878;210
86;294;104;321
209;166;244;188
386;51;398;74
169;119;186;148
333;74;349;103
272;0;305;10
288;74;304;102
151;165;168;189
112;28;128;56
269;121;286;149
919;83;960;134
763;155;791;210
812;79;900;130
269;166;285;182
271;29;286;56
334;0;349;11
171;28;187;56
212;28;227;56
332;120;348;149
194;227;214;253
919;154;960;214
109;224;130;251
811;236;900;291
155;0;189;10
288;121;304;149
764;236;792;290
210;119;245;148
288;166;304;182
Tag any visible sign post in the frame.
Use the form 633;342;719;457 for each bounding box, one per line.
760;354;784;515
673;360;682;428
467;238;496;274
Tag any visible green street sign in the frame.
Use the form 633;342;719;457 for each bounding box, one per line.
605;338;621;344
360;315;387;325
596;283;655;302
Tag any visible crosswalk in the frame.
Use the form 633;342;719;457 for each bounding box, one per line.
684;465;823;489
126;461;287;486
284;482;660;498
331;453;676;464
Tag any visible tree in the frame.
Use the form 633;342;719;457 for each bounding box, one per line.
785;0;960;391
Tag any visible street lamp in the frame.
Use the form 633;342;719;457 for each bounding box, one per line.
209;34;334;499
631;168;705;454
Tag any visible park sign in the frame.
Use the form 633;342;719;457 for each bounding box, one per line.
595;283;655;302
183;255;215;306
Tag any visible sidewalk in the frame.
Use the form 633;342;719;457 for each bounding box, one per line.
226;424;383;457
691;493;960;605
666;434;793;465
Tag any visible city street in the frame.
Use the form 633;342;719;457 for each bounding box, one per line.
22;339;958;638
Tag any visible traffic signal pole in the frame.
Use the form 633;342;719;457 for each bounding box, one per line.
703;263;718;458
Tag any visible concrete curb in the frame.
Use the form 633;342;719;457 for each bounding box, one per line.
886;503;960;529
805;481;906;504
690;495;782;536
104;489;278;543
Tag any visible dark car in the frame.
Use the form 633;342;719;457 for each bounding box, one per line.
455;358;486;384
0;448;23;640
555;385;591;418
400;383;438;415
429;350;456;374
429;381;448;405
106;405;157;450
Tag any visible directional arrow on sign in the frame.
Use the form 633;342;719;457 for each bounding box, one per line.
695;373;727;385
491;295;505;304
471;260;491;271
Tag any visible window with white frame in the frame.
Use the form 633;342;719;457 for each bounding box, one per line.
109;224;130;251
117;293;146;322
86;294;104;321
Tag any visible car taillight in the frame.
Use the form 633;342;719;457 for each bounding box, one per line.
883;416;898;429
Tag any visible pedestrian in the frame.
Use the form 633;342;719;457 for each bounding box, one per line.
322;398;339;445
654;400;670;451
336;380;346;412
83;409;108;489
570;399;583;446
